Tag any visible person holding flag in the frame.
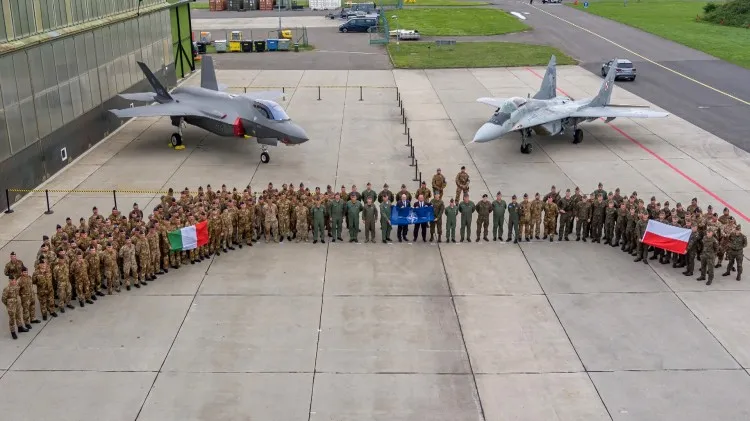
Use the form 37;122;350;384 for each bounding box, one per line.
390;194;434;242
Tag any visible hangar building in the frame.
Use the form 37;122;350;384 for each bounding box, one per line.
0;0;195;210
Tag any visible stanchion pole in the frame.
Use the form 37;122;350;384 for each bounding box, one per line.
359;86;363;101
400;100;403;115
317;86;321;101
419;171;422;186
4;189;13;214
405;128;410;146
396;86;399;100
113;190;118;210
44;190;54;215
414;160;419;181
404;117;408;134
282;86;285;93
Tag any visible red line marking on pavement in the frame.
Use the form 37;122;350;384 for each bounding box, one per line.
524;67;750;223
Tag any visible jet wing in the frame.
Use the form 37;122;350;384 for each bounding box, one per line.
477;97;509;108
109;102;206;118
119;92;158;102
569;107;670;119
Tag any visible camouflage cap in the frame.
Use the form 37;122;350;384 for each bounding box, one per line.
56;224;62;229
461;166;466;170
21;266;28;272
10;251;16;256
724;207;729;212
523;193;528;197
42;235;49;240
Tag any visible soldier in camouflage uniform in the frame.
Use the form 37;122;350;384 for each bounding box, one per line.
209;209;222;255
519;194;532;241
221;208;235;252
575;194;592;242
416;181;432;202
102;243;119;294
134;230;153;283
263;198;279;243
723;225;746;281
54;250;74;311
633;213;650;264
430;193;445;242
33;259;57;319
590;195;606;243
147;225;162;276
86;246;104;298
624;208;638;254
492;192;506;242
17;267;37;328
530;193;543;240
697;229;719;285
296;201;310;243
71;251;93;306
475;194;492;242
603;201;617;245
543;197;559;242
278;195;292;242
613;202;628;248
238;202;254;246
455;166;470;203
557;189;574;241
4;251;24;281
432;168;446;198
378;183;395;204
2;277;27;339
119;237;138;290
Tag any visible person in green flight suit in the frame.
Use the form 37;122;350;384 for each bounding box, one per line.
311;198;327;244
444;199;458;243
492;192;507;242
458;193;476;242
346;193;363;243
506;195;521;243
380;195;392;243
328;193;345;242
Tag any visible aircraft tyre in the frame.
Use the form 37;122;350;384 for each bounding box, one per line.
573;129;583;144
260;152;270;164
520;144;533;154
170;133;183;148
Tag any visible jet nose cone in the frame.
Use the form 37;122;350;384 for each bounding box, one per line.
472;123;505;143
288;122;309;143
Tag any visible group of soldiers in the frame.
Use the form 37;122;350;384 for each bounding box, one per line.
2;168;748;339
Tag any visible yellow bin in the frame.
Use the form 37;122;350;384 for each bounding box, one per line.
228;41;242;52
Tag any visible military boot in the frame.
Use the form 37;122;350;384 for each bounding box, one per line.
42;314;47;321
11;331;17;340
18;326;28;333
60;307;65;313
723;271;731;276
438;235;442;243
706;278;713;285
484;236;489;241
737;272;742;281
430;234;434;242
549;236;554;242
536;235;541;240
50;312;57;318
696;276;706;281
714;262;721;268
506;236;511;242
634;257;642;262
576;236;581;241
31;319;40;324
25;324;32;330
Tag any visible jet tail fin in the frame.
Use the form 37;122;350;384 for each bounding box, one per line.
137;62;172;103
200;56;220;91
533;55;557;100
588;58;617;108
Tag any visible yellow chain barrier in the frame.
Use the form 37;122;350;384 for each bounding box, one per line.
229;85;398;90
8;188;166;194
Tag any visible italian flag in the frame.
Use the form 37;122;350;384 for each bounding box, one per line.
168;221;209;251
641;219;691;255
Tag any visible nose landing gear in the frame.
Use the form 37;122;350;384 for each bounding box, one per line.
170;118;186;150
520;130;533;154
573;128;584;144
260;146;270;164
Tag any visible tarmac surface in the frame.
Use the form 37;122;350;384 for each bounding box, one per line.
490;0;750;154
2;66;750;420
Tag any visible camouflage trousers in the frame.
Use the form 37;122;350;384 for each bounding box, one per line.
138;257;152;280
5;299;22;332
122;259;139;287
520;219;531;239
151;249;161;274
531;215;542;237
210;230;222;253
296;221;309;242
727;250;743;274
88;269;101;292
559;214;573;239
38;287;55;317
240;224;254;245
475;216;489;239
430;218;443;236
604;222;615;241
162;245;171;270
103;264;118;293
265;219;279;242
575;219;588;238
626;229;637;250
455;187;469;202
700;254;716;280
635;241;648;260
686;250;697;273
544;218;556;237
591;218;603;240
169;250;181;268
57;280;72;306
21;295;34;325
221;225;233;248
614;224;625;245
279;218;290;239
75;275;91;301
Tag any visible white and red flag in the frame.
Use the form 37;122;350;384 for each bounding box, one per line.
641;220;691;254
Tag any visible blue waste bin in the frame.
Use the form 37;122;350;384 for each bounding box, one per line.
266;39;279;51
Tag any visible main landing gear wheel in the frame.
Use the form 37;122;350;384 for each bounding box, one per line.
170;133;183;149
260;152;270;164
520;144;533;154
573;129;583;144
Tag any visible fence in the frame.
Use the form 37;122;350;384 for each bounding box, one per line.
369;10;391;44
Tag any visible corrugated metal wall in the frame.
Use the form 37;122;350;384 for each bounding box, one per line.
0;0;167;42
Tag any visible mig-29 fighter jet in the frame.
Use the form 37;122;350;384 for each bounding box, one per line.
472;56;668;154
109;56;309;163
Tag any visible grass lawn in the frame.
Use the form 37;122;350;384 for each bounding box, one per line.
387;8;529;36
387;42;576;68
570;0;750;69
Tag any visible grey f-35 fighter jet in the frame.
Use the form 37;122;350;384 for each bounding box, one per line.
109;56;309;163
472;56;669;154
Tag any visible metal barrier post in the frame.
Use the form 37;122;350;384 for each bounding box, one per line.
44;190;53;215
113;190;118;210
405;129;410;146
404;117;408;134
419;171;422;185
282;87;285;93
317;86;321;101
4;189;13;213
396;86;399;100
359;86;363;101
414;160;419;181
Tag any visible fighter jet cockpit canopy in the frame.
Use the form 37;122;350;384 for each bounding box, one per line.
253;99;290;121
499;97;528;113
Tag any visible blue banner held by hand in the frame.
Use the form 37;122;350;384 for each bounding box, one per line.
390;205;435;226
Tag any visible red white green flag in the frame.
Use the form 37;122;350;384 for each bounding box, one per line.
167;221;209;251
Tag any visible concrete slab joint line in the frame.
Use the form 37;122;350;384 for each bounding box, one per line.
524;67;750;224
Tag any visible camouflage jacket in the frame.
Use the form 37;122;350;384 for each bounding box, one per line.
729;232;747;251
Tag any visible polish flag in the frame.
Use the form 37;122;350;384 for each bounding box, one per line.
641;220;690;254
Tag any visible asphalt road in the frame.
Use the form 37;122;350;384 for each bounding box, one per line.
491;1;750;152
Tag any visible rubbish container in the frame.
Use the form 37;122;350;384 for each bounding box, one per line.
241;41;253;52
254;40;266;52
278;39;290;51
266;39;279;51
197;43;207;54
214;40;227;53
294;43;299;52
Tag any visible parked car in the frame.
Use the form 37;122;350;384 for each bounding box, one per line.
601;58;637;81
542;0;562;3
339;16;379;33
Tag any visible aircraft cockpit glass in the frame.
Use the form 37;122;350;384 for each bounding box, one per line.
499;97;527;113
254;99;290;121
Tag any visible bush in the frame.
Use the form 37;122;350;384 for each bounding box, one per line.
703;0;750;27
